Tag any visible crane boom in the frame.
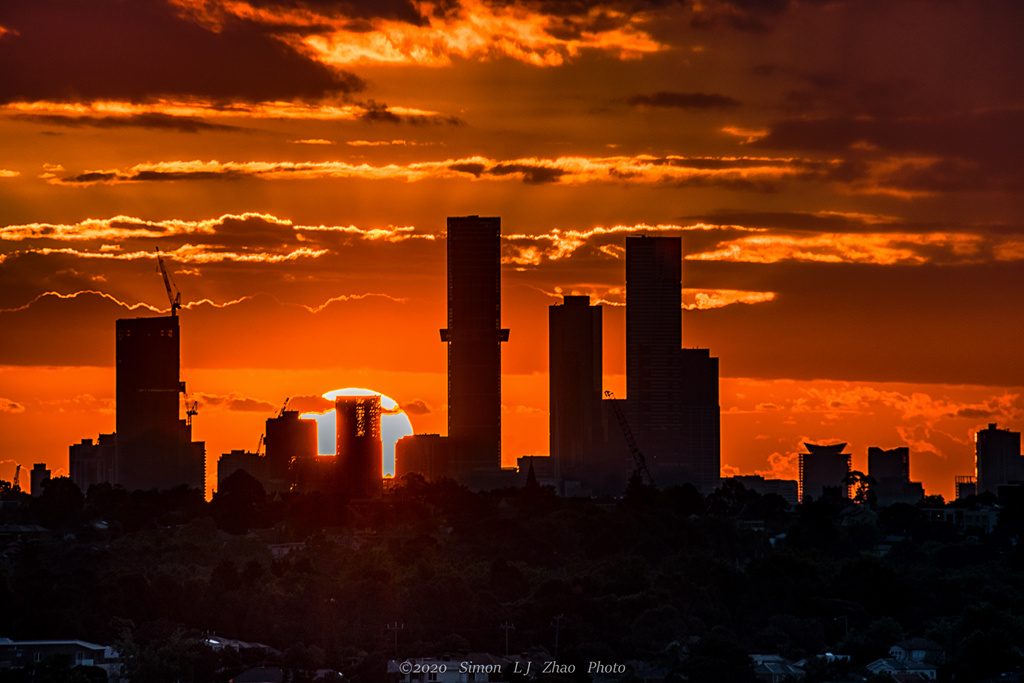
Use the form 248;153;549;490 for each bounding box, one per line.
604;391;655;487
155;248;181;316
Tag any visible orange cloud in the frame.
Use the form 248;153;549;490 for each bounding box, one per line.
0;398;25;414
243;0;669;67
688;232;992;265
685;289;776;310
0;169;18;178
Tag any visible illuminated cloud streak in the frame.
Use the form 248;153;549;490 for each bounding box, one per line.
47;155;831;188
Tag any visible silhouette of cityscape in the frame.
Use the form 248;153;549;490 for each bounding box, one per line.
59;216;1024;505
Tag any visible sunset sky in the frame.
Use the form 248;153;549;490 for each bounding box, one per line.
2;0;1022;499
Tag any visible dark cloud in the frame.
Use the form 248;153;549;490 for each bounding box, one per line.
357;100;463;126
449;162;486;177
13;113;245;133
0;0;364;103
956;408;995;419
626;92;742;109
752;110;1024;192
489;163;566;185
401;399;432;415
243;0;427;26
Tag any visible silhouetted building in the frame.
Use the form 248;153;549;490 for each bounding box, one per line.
955;475;977;500
868;446;923;506
549;295;602;484
678;347;721;492
29;463;50;498
114;315;204;491
976;423;1023;494
335;394;383;498
217;450;268;491
440;215;509;484
731;475;799;507
69;433;116;493
799;442;851;502
615;235;720;492
395;434;450;481
265;410;317;493
626;235;682;431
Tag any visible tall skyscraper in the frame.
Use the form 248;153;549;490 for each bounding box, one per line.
976;423;1023;494
440;215;509;481
626;236;682;431
115;315;204;492
335;394;384;498
799;442;851;502
549;295;602;482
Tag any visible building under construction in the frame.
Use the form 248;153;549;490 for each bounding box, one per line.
335;394;384;499
69;252;205;493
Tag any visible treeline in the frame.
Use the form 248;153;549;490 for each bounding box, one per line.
1;473;1024;682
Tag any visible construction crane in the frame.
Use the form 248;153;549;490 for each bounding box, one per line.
278;397;290;417
604;391;655;487
13;464;21;491
155;248;181;316
185;399;199;427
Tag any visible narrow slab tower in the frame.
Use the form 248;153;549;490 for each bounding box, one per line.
440;215;509;478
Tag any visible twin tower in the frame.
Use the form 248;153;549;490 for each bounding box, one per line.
437;216;720;495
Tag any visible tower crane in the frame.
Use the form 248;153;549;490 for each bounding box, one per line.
185;399;199;427
13;464;21;491
278;397;290;417
155;248;181;316
604;391;655;487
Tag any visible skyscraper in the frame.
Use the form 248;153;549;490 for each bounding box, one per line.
626;236;682;431
618;235;720;491
976;423;1023;494
549;295;602;483
114;315;204;492
441;215;509;481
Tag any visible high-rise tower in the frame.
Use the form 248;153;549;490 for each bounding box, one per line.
626;236;682;431
115;315;204;491
440;216;509;480
549;295;602;482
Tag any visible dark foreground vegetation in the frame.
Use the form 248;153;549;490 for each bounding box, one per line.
2;473;1024;682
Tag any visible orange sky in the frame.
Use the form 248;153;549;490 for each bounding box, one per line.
2;0;1023;499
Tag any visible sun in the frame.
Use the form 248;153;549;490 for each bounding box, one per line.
300;387;414;477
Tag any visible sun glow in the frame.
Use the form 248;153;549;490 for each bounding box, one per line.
300;387;414;476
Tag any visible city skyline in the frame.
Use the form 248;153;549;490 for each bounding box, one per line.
2;0;1023;499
